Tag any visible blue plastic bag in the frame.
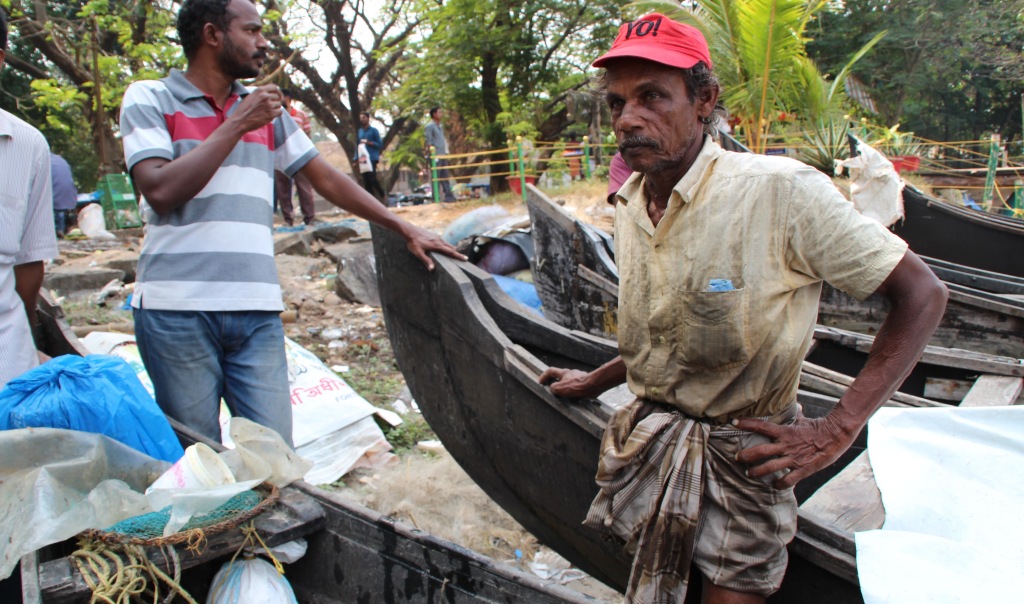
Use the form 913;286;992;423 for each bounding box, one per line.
0;355;184;463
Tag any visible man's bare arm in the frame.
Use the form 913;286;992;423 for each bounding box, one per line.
131;85;284;215
539;355;628;399
299;156;465;270
736;251;948;488
14;261;44;335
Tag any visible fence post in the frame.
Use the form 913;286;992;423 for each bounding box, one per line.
582;136;592;180
507;139;515;181
429;145;440;204
1015;179;1023;217
516;136;527;202
982;134;999;211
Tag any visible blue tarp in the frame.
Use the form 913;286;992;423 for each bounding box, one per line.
0;355;184;462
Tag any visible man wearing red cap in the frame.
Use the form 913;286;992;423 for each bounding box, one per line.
541;13;947;604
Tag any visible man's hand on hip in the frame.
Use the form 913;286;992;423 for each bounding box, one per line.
733;414;857;490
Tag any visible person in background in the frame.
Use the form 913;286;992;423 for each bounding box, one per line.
0;7;59;389
540;13;947;603
423;106;457;202
120;0;464;447
606;152;632;205
356;111;386;202
274;87;316;226
50;153;78;237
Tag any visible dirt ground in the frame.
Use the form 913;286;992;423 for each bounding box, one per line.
57;180;622;601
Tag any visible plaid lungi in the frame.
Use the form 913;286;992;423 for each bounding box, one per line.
584;399;797;603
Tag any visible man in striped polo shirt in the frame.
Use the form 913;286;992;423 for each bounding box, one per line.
120;0;463;447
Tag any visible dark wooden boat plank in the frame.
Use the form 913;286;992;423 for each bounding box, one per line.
817;283;1023;359
373;226;632;590
894;186;1024;277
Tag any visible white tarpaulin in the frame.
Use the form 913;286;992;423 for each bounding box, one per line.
856;406;1024;603
835;139;904;227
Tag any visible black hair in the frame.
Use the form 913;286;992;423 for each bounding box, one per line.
429;107;440;118
177;0;233;59
1;7;8;52
360;111;370;119
280;88;294;98
683;63;726;135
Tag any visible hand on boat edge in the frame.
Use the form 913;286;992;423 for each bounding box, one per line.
539;367;602;398
404;226;467;270
732;413;858;490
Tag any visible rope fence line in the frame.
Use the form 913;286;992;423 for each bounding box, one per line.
417;131;1023;215
427;135;601;203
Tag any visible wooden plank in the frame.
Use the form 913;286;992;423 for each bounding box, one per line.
801;361;940;407
20;552;42;604
924;378;973;402
800;452;884;533
960;375;1024;408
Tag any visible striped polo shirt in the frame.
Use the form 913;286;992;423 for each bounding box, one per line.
120;69;318;311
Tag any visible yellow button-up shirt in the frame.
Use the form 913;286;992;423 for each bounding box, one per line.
614;137;908;419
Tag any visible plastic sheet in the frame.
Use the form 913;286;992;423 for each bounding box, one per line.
856;406;1024;602
150;418;312;536
0;428;169;580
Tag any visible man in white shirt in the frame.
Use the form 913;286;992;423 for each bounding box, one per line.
0;7;59;389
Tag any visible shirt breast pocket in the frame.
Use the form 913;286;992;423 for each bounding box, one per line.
0;192;27;261
675;287;751;369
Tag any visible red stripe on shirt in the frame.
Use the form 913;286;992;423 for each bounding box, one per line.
164;112;274;149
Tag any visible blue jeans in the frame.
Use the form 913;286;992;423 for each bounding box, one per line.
134;309;293;447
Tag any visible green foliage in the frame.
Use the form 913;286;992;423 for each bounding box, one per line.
807;0;1024;143
2;0;182;182
383;415;439;454
394;0;625;159
798;117;849;175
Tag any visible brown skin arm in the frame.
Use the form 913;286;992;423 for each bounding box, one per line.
299;156;465;270
14;261;44;328
539;355;628;398
735;251;948;489
130;85;284;215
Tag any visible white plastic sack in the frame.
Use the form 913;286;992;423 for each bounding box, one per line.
282;338;396;483
835;140;904;227
357;143;373;174
207;555;298;604
77;203;117;240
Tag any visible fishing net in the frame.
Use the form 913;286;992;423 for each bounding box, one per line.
70;484;279;604
81;482;278;548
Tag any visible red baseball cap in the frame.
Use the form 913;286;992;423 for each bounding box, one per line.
593;13;712;70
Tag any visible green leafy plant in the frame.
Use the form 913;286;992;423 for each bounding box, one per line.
799;117;850;175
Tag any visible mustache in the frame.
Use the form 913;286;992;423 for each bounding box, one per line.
253;51;268;60
619;136;659;152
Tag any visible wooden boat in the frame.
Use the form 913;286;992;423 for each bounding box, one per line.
372;223;1024;603
526;185;1024;358
7;293;596;604
894;185;1024;278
